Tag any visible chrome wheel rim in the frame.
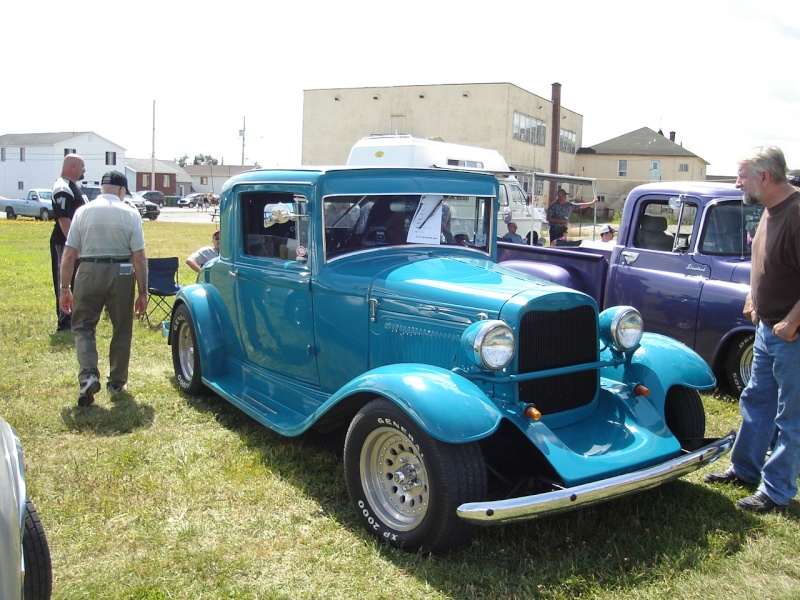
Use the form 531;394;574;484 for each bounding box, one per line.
177;322;195;380
360;427;429;531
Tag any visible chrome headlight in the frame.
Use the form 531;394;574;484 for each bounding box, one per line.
599;306;643;352
462;320;515;370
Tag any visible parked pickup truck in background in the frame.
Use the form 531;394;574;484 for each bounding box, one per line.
498;180;759;398
0;189;53;220
167;166;732;553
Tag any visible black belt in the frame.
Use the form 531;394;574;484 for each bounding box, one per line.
81;257;130;263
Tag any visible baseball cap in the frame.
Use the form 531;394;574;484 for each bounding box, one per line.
599;225;615;234
101;170;130;194
212;230;220;238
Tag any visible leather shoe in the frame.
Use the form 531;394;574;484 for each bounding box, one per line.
704;466;756;487
736;491;788;513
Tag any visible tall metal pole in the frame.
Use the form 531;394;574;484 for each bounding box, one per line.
241;116;246;167
150;100;156;191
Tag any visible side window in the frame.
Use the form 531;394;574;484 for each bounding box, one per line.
634;202;675;251
241;191;308;261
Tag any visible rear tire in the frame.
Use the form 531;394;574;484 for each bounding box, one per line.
726;333;754;399
22;498;52;600
6;207;16;219
664;386;705;442
171;304;204;395
39;208;51;221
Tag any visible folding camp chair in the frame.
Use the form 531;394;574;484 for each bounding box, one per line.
142;257;181;325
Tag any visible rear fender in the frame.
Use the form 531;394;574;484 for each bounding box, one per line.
170;285;228;378
332;364;503;443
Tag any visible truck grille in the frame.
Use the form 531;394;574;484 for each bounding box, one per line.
517;305;598;414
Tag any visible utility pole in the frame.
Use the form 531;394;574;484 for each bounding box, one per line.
150;100;156;191
240;116;246;167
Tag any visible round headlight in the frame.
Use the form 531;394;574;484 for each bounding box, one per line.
473;321;515;370
611;307;643;351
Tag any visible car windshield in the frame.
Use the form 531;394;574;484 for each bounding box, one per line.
324;194;493;260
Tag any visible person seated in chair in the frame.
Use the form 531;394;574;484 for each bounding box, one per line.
186;230;220;273
502;221;526;244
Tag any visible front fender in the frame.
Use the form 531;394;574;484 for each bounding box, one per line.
331;364;503;443
170;284;229;378
602;332;716;401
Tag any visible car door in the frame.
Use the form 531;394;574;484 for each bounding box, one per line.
231;189;319;385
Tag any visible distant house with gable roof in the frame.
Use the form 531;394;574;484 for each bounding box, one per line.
576;127;709;210
0;131;125;199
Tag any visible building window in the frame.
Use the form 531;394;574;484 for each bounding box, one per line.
0;148;5;162
20;148;25;162
559;129;576;154
18;181;24;190
105;151;116;165
678;163;689;172
143;174;150;188
201;176;208;185
513;112;546;146
597;195;606;203
618;159;628;178
64;148;76;156
162;174;170;187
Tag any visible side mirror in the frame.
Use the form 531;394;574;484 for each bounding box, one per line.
668;195;684;211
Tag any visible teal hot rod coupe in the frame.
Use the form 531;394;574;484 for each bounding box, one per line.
168;166;733;553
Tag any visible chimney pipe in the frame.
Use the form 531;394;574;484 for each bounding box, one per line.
549;82;562;201
669;131;676;142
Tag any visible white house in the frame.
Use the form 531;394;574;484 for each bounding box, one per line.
0;132;126;198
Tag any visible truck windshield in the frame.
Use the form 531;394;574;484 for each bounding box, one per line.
700;201;764;256
324;194;493;260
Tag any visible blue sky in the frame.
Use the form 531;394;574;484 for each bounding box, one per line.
3;0;798;175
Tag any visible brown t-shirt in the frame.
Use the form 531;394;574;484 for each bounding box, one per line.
750;191;800;326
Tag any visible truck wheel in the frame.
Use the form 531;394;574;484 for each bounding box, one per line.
726;333;754;399
39;208;51;221
6;207;16;220
664;386;705;441
343;398;486;553
171;304;204;395
148;215;158;221
22;498;52;600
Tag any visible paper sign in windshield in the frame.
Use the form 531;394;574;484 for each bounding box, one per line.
407;195;444;244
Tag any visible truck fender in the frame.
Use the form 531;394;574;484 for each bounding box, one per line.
601;332;716;407
498;260;579;290
331;364;503;444
170;285;230;378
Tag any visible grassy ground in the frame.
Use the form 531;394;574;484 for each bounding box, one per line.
2;218;799;599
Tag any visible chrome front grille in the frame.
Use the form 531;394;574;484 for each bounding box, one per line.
517;305;598;414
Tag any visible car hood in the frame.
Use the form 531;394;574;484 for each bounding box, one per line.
366;253;588;319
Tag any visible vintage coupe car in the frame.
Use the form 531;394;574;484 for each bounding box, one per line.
168;166;733;553
0;415;51;599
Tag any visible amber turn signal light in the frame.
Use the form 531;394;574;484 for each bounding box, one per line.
523;405;542;420
633;383;650;397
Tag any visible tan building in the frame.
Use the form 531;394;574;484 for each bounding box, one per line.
302;82;583;206
576;127;709;211
302;83;709;214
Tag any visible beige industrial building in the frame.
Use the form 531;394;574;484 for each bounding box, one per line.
302;82;709;213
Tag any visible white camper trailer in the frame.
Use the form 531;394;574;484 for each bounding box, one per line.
347;135;545;244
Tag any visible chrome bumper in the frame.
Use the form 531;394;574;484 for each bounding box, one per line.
457;432;735;525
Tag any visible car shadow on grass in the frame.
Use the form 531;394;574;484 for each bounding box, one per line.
173;386;792;595
61;392;156;435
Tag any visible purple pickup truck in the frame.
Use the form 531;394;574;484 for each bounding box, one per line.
499;180;761;398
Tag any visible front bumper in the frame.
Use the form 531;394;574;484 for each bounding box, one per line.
457;431;735;525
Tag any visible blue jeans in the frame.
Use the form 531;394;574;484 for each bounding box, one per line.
730;321;800;505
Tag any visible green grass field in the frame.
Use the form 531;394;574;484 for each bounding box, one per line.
1;218;798;599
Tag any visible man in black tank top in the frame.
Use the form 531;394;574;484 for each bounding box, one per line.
51;154;86;332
